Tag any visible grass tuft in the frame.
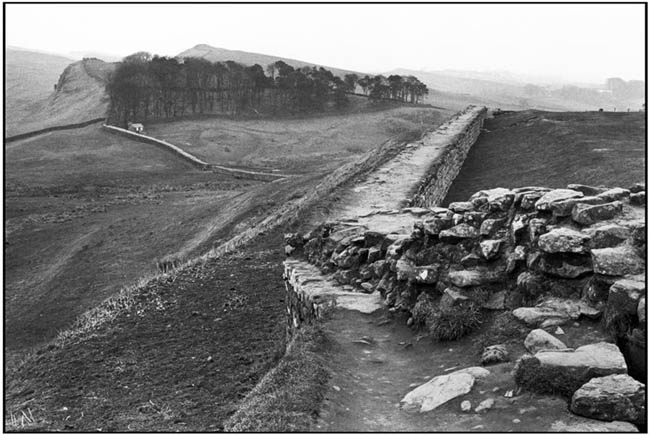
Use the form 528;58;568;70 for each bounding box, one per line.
428;303;483;341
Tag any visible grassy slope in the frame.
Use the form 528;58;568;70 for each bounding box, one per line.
443;111;646;205
5;49;74;136
5;125;265;353
146;102;450;173
5;56;113;137
4;102;446;356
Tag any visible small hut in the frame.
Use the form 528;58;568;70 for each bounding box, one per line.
127;122;144;134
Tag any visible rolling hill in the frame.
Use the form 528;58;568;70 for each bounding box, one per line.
5;49;114;137
391;68;645;112
177;44;361;77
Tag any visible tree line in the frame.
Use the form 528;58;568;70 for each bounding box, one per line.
344;73;429;103
106;52;429;126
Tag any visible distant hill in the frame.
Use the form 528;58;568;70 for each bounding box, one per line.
177;44;362;77
5;48;115;137
389;68;645;112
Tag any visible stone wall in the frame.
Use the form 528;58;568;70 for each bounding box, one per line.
286;183;646;375
410;108;486;207
282;105;488;334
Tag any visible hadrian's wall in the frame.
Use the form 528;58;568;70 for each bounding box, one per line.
282;105;487;333
409;109;486;207
282;106;647;383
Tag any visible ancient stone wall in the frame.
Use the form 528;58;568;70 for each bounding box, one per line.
283;105;488;333
410;108;486;207
286;183;646;374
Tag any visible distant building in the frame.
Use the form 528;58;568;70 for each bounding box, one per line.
128;122;144;134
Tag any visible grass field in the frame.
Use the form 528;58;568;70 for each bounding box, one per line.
146;103;448;173
444;110;646;204
5;104;447;359
5;102;449;431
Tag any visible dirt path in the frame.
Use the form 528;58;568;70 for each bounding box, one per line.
315;306;609;432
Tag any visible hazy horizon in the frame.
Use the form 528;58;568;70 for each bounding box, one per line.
5;4;645;84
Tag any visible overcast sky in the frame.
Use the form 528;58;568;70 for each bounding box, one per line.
5;3;645;84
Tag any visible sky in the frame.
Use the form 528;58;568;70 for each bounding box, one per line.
5;3;646;84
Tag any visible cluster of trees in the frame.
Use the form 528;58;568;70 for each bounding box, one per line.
343;73;429;103
106;52;429;126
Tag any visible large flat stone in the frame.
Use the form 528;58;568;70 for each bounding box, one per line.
439;223;479;242
570;374;646;425
572;201;623;225
538;227;591;254
536;189;583;211
514;342;628;397
591;245;645;276
401;367;488;413
524;329;568;354
550;196;604;217
608;278;645;316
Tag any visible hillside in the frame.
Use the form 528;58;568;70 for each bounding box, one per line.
5;53;115;137
444;110;646;204
391;68;644;112
5;48;75;134
177;44;361;77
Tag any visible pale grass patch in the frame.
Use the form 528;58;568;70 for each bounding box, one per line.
4;408;39;430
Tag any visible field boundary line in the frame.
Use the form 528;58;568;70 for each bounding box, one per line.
102;124;287;181
5;118;106;143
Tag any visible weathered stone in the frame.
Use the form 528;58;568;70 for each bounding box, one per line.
464;211;487;226
538;227;591;254
452;213;464;226
591;245;645;276
572;201;623;225
479;239;502;260
439;223;479;242
550;419;638;432
440;288;469;310
513;307;570;327
413;265;439;284
460;400;472;412
372;260;388;278
329;226;366;244
524;329;568;354
479;218;506;236
536;189;583;211
333;269;356;285
396;258;416;281
608;278;645;316
585;224;631;249
482;188;515;211
550;196;605;217
401;370;476;413
482;290;507;310
460;253;483;268
422;217;453;236
449;201;474;213
506;246;527;273
366;246;382;263
630;191;646;206
385;236;412;261
512;214;529;236
538;253;593;279
638;297;646;324
629;183;645;194
520;191;547;209
447;269;495;287
360;282;375;293
567;184;609;196
481;344;508;365
513;186;552;194
332;246;360;269
359;265;373;280
514;342;628;396
597;187;631;203
285;245;296;256
586;274;617;302
570;374;645;425
528;218;547;243
475;398;495;413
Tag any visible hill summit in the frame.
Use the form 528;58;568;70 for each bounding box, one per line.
177;43;360;77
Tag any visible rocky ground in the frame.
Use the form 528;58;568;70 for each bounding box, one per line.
285;182;646;431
